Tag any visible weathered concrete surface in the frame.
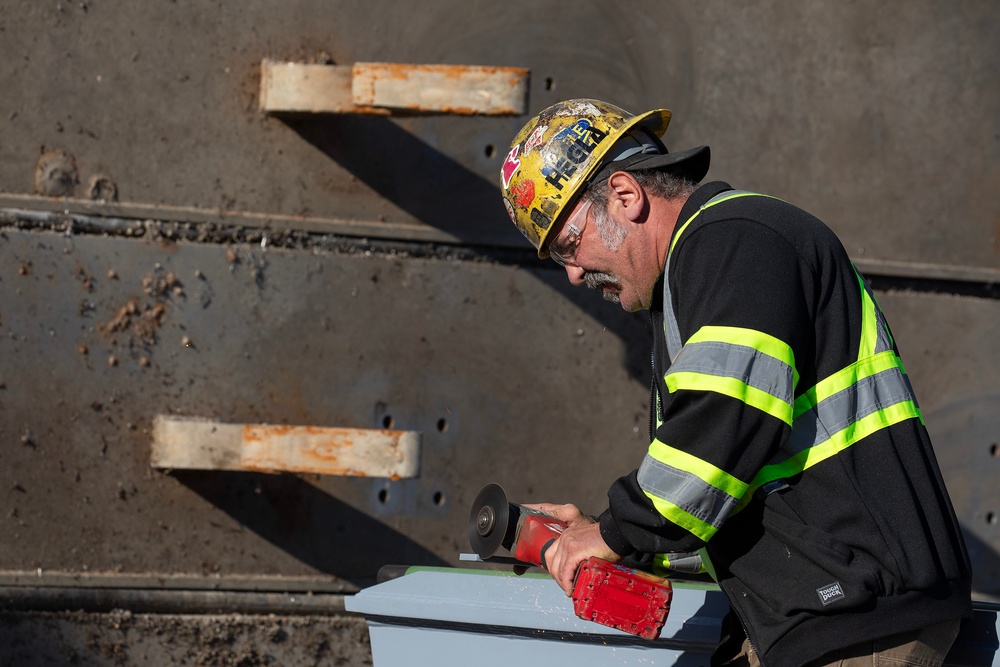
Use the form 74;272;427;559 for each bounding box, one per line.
0;610;372;666
2;223;998;599
0;225;650;586
0;1;997;266
1;3;998;662
877;289;1000;600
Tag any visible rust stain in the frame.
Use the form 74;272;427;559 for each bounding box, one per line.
436;104;518;115
99;300;167;345
239;463;284;475
240;425;408;477
243;424;369;442
101;300;139;335
366;63;525;81
244;424;301;440
354;63;527;115
133;303;166;344
242;424;403;439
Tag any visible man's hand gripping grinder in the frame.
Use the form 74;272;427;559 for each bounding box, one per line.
468;483;672;640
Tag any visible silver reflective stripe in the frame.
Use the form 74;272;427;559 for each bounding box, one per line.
669;340;795;405
637;454;740;529
655;551;704;574
662;249;683;362
663;190;764;362
783;365;916;457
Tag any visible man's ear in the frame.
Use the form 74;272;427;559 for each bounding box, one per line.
607;171;646;222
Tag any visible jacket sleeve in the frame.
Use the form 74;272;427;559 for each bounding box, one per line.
601;217;815;556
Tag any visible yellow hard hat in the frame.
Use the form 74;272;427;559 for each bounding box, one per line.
500;99;709;258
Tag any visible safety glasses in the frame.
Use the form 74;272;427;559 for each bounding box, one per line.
547;198;592;267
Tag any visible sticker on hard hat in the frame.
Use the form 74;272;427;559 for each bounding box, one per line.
530;207;551;230
503;197;516;224
501;144;521;189
554;100;602;117
511;180;535;209
523;124;548;156
541;120;607;191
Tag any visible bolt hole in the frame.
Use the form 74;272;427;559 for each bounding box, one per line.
991;443;999;457
437;418;448;433
382;415;394;429
433;491;446;507
485;144;495;158
987;512;998;525
544;77;555;91
378;489;389;504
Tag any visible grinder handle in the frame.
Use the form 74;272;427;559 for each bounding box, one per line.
538;538;557;570
513;514;568;568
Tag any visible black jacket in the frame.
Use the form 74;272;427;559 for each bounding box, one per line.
598;181;972;666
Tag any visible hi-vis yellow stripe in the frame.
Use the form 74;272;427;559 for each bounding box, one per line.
641;438;748;542
687;326;793;365
666;326;797;425
643;492;718;542
648;439;749;500
666;372;793;425
741;400;921;509
686;325;800;391
793;351;902;419
857;272;879;362
669;192;777;256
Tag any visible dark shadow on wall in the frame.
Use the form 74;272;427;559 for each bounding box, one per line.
284;115;654;386
963;527;1000;602
175;470;448;588
286;115;509;241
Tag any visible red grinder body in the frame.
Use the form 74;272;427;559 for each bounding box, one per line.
573;557;673;640
469;485;672;640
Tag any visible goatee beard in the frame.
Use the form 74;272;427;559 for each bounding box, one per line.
584;271;621;304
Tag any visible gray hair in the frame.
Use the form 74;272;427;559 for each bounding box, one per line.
582;170;697;251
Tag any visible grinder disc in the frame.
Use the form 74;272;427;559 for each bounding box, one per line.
468;483;514;558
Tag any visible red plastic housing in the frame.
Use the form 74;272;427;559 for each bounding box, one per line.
571;557;673;640
512;514;567;566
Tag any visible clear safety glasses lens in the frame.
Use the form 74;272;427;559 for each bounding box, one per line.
548;200;591;267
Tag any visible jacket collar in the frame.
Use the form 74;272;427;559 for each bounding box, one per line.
651;181;734;313
671;180;734;250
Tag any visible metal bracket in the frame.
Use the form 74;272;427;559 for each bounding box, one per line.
259;60;530;116
151;415;421;478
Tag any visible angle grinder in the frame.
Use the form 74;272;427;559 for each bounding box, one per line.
469;482;565;566
467;483;673;640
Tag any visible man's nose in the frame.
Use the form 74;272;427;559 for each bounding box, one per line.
563;263;586;286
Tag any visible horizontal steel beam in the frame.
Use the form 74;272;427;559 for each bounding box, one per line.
0;586;351;616
3;201;998;289
0;570;356;594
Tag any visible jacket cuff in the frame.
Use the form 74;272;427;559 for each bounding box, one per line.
599;509;636;557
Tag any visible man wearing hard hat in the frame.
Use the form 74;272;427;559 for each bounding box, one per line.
500;99;972;667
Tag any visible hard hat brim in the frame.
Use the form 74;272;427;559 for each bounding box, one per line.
619;145;711;183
